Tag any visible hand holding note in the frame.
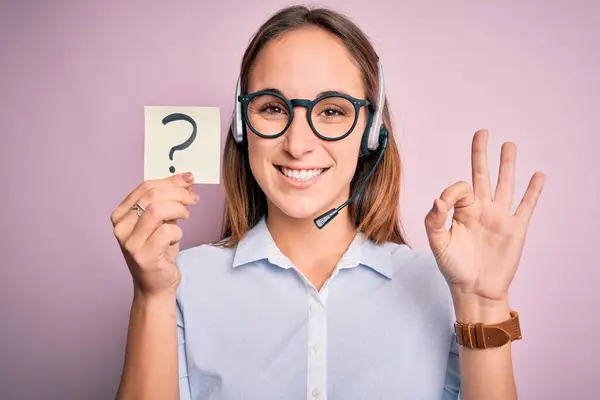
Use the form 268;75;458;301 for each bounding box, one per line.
111;172;198;297
109;105;221;297
144;106;221;184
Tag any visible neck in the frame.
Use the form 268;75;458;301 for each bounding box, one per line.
265;201;357;273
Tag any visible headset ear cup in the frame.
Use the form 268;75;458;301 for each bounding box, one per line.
241;124;248;150
360;111;374;157
364;60;386;152
238;103;245;147
232;76;245;145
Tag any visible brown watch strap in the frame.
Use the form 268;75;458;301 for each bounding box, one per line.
455;310;522;349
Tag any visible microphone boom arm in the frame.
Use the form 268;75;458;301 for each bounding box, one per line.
313;128;389;229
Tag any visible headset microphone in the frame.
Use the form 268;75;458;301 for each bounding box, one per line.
313;127;389;229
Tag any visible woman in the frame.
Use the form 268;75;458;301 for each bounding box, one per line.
113;5;545;400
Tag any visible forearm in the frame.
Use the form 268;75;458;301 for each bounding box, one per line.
116;291;179;400
452;293;517;400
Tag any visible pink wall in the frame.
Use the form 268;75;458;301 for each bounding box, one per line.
1;1;598;398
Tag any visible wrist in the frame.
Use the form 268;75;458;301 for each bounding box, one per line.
133;287;178;308
451;292;511;324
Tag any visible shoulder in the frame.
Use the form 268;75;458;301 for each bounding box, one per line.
389;243;445;284
374;241;443;278
176;242;236;296
178;242;235;267
382;242;454;318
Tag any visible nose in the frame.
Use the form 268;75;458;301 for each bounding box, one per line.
282;107;315;159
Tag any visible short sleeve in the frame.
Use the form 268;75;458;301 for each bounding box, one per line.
177;299;192;400
442;331;461;400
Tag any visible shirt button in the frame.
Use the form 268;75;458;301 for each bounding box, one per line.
309;304;321;316
312;343;320;353
312;387;322;398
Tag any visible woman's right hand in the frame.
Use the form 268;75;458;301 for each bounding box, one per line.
111;172;199;298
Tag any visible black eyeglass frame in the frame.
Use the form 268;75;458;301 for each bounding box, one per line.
238;90;373;142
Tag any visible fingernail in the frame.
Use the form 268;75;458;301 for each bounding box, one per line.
193;193;200;202
432;200;438;214
183;172;194;182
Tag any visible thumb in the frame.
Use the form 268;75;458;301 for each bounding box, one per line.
424;199;451;253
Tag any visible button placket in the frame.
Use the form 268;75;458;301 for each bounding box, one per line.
307;290;327;400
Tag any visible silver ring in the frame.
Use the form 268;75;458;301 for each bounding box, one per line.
132;201;146;217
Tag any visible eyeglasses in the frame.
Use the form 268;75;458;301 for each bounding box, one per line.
238;90;372;141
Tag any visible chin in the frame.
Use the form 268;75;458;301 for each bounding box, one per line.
269;196;329;221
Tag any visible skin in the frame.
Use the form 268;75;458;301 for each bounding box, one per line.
425;130;546;399
246;27;369;287
113;173;196;400
113;25;546;400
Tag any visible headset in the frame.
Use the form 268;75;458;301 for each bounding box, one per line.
231;60;390;229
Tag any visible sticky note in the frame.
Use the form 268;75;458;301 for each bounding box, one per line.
144;106;221;184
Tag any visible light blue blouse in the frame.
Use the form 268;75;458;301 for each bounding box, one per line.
176;217;461;399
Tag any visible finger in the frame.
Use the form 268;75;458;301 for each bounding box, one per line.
494;142;517;207
425;197;449;234
425;198;456;259
140;222;183;262
471;129;493;201
138;186;199;209
113;187;198;245
110;172;194;226
515;172;546;224
439;181;475;210
123;201;191;254
425;181;474;255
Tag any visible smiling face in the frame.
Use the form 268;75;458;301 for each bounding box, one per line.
245;26;368;221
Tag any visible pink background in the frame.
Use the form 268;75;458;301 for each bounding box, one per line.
1;0;598;398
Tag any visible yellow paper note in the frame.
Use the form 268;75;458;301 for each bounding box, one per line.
144;106;221;184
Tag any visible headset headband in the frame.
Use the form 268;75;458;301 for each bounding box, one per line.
232;60;386;152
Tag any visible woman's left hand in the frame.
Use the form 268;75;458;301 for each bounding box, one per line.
425;129;546;311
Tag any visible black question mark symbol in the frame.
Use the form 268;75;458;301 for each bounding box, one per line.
161;113;197;174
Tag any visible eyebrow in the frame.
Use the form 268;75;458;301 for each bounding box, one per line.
259;87;354;99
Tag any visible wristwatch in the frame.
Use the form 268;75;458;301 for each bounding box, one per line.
455;310;522;349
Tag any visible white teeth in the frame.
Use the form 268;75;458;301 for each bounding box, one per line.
280;167;324;181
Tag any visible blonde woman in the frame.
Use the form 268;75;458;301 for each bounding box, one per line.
113;5;545;400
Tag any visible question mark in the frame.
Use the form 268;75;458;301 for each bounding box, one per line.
162;113;197;174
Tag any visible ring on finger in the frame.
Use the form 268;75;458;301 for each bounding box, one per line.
132;200;146;217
